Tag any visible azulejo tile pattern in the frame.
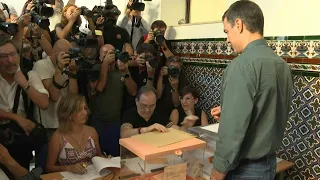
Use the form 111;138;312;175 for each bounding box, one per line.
174;36;320;180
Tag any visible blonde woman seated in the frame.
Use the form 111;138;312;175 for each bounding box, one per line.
46;95;104;174
167;86;209;131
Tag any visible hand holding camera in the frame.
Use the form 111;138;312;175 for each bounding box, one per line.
70;8;81;22
169;76;179;90
18;13;32;28
145;31;155;43
26;2;35;12
103;50;116;65
134;53;146;67
96;16;105;25
117;60;129;75
57;52;71;71
160;66;168;77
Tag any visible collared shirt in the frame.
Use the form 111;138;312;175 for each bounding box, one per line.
212;39;293;173
0;69;49;124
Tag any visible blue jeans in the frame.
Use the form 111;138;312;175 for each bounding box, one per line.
225;153;277;180
89;116;120;157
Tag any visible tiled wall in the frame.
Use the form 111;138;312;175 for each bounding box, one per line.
170;36;320;180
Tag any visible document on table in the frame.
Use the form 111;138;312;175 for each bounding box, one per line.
200;123;219;133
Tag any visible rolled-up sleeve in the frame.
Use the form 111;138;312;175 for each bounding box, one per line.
213;62;256;173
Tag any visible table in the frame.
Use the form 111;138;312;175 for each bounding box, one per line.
40;167;120;180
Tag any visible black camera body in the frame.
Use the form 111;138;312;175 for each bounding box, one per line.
69;25;98;48
0;20;18;35
130;0;145;11
92;5;121;27
80;6;93;18
115;49;130;63
153;30;165;45
30;0;54;29
168;65;180;78
68;48;97;76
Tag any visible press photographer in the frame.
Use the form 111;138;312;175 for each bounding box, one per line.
0;38;49;174
92;1;133;57
117;0;150;51
0;2;18;23
156;56;190;119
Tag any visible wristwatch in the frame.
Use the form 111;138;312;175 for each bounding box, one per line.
124;73;130;78
23;84;31;92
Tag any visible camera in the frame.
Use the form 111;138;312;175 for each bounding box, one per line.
130;0;145;11
145;54;158;69
115;49;130;63
68;48;96;71
0;20;18;35
153;30;165;45
80;6;93;18
29;0;54;29
168;65;180;78
92;5;121;27
30;11;50;29
70;25;98;48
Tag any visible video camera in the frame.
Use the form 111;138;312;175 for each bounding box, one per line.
115;49;130;64
129;0;145;11
30;0;54;29
92;5;121;27
70;25;98;48
0;20;18;36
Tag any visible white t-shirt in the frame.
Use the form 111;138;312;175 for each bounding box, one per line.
0;69;49;124
33;56;69;128
48;0;64;31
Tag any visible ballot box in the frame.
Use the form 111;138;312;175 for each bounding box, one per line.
119;128;206;180
188;124;220;177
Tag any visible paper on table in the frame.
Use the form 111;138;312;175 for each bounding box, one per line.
60;165;111;180
92;156;121;171
200;123;219;133
131;128;195;147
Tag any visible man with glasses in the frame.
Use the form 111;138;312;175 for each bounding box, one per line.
120;85;169;138
0;38;49;170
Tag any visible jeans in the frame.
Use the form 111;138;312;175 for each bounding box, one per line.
225;153;277;180
89;115;120;157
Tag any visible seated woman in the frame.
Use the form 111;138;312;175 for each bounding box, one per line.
167;86;209;131
46;94;104;174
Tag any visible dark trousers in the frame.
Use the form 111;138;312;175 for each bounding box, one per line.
225;153;277;180
89;116;120;157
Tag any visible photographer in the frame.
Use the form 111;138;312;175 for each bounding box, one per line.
0;38;49;170
156;56;189;119
89;44;137;156
33;39;78;138
117;0;150;51
0;2;18;23
93;4;133;57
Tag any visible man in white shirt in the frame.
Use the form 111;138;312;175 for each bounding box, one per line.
33;39;78;137
0;38;49;170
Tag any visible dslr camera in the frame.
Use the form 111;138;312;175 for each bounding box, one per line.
80;6;93;18
129;0;145;11
153;30;165;45
115;49;130;64
30;0;55;29
0;19;18;35
70;25;98;48
167;65;180;78
92;3;121;27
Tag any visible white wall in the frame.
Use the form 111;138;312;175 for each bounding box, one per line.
166;0;320;40
161;0;185;26
2;0;161;25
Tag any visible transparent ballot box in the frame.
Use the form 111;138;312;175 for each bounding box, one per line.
119;129;206;180
188;124;219;177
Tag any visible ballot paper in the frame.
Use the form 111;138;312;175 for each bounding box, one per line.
200;123;219;133
60;156;120;180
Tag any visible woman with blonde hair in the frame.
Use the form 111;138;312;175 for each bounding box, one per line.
46;94;104;174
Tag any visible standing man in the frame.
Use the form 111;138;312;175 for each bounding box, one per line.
210;1;293;180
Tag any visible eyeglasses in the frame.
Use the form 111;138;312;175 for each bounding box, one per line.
138;101;156;111
0;52;18;60
179;96;195;102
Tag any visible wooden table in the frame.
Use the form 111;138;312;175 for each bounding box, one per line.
40;167;120;180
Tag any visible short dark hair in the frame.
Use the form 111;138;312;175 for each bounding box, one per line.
151;20;167;30
222;0;264;35
167;56;183;64
180;86;199;99
0;37;20;54
136;43;158;56
136;85;157;100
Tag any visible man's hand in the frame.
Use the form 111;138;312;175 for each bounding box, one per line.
18;13;31;28
14;70;28;88
0;144;14;165
133;54;146;67
15;117;36;136
145;31;154;43
169;76;179;90
211;106;221;121
143;123;168;133
68;59;78;74
96;16;105;25
102;50;115;66
180;114;199;128
117;60;129;75
57;52;71;70
160;66;168;77
26;2;35;11
210;169;226;180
